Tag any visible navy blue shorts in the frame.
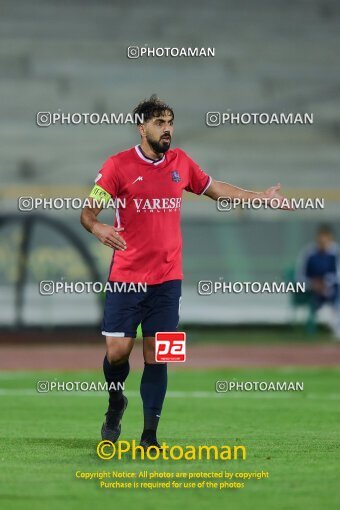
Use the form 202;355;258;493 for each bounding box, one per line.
101;280;182;338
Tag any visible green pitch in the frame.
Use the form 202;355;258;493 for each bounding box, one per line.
0;367;339;510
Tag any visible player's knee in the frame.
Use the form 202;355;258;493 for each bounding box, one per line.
105;337;134;365
106;346;130;365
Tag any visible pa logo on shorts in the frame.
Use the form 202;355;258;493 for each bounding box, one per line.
171;170;181;183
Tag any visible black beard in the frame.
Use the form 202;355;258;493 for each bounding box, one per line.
148;136;171;154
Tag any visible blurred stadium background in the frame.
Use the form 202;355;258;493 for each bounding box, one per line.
1;3;340;509
0;0;340;332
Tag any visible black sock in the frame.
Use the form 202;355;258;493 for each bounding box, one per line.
140;363;167;438
103;355;130;410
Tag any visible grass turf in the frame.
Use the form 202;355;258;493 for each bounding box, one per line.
0;367;339;510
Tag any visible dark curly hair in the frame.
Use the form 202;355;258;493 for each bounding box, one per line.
133;94;174;125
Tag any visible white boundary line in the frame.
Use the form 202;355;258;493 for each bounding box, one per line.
0;389;339;400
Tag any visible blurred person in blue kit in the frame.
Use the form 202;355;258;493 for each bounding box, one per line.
296;225;340;339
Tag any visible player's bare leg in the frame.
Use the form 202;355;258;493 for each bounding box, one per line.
143;336;156;364
140;336;167;448
101;336;134;442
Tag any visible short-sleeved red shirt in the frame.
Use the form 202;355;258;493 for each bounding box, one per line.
94;145;211;284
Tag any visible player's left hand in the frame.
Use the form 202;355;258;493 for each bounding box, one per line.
261;183;294;210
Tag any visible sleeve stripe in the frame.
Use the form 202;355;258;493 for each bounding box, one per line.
200;175;212;195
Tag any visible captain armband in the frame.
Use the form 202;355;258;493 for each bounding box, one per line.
89;184;112;204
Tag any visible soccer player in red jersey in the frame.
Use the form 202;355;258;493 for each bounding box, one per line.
80;95;290;448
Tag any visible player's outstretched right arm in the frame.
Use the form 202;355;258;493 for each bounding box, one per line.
80;198;127;251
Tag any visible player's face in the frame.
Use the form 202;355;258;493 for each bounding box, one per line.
317;232;333;251
142;112;174;154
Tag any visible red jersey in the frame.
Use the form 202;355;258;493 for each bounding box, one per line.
93;145;211;284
